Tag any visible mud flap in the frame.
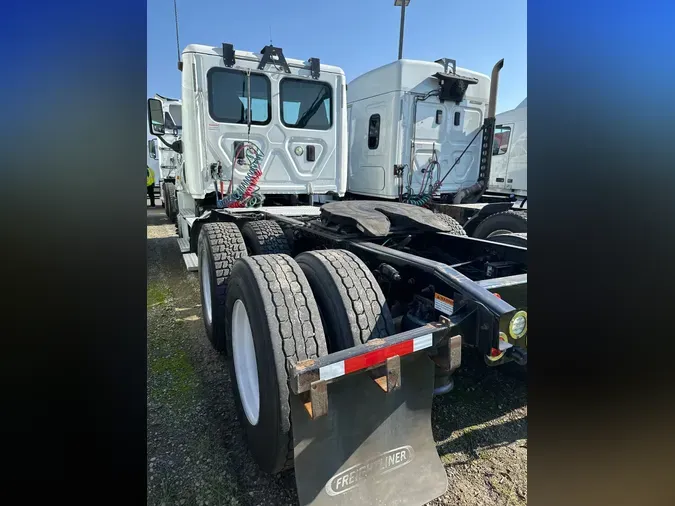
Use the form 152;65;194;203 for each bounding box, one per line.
290;353;447;506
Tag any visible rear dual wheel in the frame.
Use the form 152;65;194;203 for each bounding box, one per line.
197;222;247;352
222;249;394;474
296;249;394;352
241;220;291;256
198;220;292;354
198;224;394;473
225;254;328;473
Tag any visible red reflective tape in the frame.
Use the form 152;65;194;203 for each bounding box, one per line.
343;340;414;374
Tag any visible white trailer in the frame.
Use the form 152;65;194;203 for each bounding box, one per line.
147;42;528;506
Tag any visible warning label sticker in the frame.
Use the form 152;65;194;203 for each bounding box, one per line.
434;293;454;316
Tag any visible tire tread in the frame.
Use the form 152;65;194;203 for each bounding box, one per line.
238;254;327;472
242;220;291;255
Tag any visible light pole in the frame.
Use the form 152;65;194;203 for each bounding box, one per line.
395;0;410;60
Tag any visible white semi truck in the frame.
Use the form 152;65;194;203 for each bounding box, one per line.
147;42;527;506
147;94;182;220
343;60;527;240
471;97;528;236
490;97;527;202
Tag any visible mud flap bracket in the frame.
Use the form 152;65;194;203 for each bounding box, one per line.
372;355;401;393
304;355;403;419
304;380;328;419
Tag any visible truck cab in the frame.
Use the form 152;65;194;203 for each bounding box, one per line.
175;44;348;209
346;58;491;201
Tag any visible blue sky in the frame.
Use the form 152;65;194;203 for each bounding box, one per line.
148;0;526;128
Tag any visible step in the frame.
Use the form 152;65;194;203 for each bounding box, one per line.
177;238;190;253
182;253;198;272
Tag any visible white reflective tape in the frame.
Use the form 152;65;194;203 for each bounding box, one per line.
319;361;345;381
413;333;433;352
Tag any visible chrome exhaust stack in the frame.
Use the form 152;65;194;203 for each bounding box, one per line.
453;58;504;204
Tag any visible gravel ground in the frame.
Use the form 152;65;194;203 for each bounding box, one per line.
147;205;527;506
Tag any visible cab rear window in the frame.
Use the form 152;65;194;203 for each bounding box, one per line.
280;78;332;130
207;68;271;125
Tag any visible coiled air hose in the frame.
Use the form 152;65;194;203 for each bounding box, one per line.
220;142;265;209
404;149;442;207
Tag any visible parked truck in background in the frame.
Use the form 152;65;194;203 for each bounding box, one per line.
438;98;527;240
147;94;182;221
489;97;527;203
147;42;527;506
345;61;527;241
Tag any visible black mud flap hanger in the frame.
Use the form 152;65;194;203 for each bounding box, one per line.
433;58;479;104
288;320;463;506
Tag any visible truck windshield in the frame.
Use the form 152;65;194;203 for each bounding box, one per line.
207;68;271;125
280;78;332;130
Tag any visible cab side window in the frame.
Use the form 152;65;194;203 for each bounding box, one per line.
368;114;380;150
493;126;512;155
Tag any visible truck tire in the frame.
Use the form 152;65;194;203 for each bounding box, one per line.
165;182;178;223
225;255;328;474
434;212;468;236
241;220;291;255
473;210;527;239
198;222;247;352
296;249;394;352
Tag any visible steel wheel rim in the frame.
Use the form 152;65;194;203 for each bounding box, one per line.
200;249;212;325
232;299;260;426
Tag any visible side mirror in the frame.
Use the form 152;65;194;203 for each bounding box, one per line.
148;98;165;136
